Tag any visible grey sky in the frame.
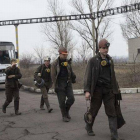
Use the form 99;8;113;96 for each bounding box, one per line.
0;0;129;57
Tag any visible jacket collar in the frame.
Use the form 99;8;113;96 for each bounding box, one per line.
43;64;50;68
96;52;112;60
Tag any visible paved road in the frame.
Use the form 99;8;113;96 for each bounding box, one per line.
0;85;140;140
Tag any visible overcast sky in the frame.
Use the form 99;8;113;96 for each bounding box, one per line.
0;0;129;58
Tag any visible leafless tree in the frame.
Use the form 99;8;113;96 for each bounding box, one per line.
71;0;114;56
120;0;140;82
20;53;34;68
112;56;128;64
74;42;92;64
33;46;46;64
121;0;140;39
42;0;75;55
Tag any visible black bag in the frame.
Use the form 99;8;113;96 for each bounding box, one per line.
115;100;126;129
68;58;76;84
71;71;76;83
116;92;122;100
18;82;22;89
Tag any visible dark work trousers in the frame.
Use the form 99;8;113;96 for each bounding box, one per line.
56;79;75;110
90;86;116;121
40;88;49;107
5;87;20;103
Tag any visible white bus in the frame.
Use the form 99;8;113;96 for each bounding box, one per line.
0;42;17;84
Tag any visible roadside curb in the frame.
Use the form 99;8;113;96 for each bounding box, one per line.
21;85;140;95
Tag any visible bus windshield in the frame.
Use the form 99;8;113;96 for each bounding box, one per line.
0;50;12;64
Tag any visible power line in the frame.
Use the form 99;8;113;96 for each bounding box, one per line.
0;2;140;26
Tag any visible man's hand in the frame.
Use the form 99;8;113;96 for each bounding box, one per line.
11;63;17;67
8;75;15;78
85;92;91;100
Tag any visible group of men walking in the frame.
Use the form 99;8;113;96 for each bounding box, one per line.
1;39;124;140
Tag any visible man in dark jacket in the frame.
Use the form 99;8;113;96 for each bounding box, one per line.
34;57;53;113
84;39;123;140
51;47;76;122
2;59;22;115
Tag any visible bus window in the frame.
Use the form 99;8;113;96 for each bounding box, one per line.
8;50;14;59
0;51;10;64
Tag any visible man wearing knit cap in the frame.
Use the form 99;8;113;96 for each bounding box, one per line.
51;47;76;122
84;39;124;140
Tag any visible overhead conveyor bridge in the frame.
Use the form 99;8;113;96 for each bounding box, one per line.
0;2;140;26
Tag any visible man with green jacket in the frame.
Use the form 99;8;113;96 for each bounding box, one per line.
84;39;123;140
51;47;76;122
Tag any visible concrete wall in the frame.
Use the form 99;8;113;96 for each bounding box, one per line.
128;37;140;63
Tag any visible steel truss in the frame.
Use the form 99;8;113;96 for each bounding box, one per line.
0;3;140;26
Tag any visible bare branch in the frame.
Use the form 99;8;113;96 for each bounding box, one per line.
71;0;114;56
42;0;75;55
121;0;140;39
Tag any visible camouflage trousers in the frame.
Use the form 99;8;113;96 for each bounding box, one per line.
40;87;50;107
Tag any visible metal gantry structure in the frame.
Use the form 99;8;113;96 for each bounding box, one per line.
0;3;140;26
0;2;140;62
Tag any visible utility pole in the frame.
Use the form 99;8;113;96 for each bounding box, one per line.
14;24;19;66
95;27;99;54
91;18;96;56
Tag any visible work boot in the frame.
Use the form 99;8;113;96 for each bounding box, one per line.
108;117;123;140
40;105;45;110
40;95;45;110
85;123;95;136
66;106;71;119
44;98;53;113
85;117;95;136
15;110;21;115
2;101;9;113
14;101;21;115
63;116;70;122
47;106;53;113
60;108;70;122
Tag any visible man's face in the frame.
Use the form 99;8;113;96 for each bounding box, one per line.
60;54;68;60
99;46;109;56
44;60;50;66
11;61;17;67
